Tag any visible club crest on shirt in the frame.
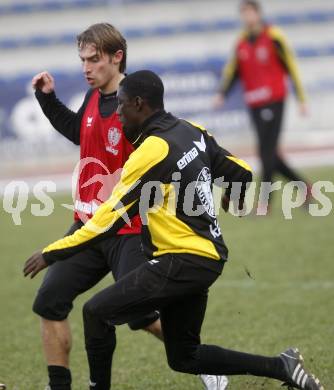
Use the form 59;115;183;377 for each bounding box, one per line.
195;167;215;218
106;127;121;155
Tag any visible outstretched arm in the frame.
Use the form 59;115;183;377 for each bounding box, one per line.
23;136;170;277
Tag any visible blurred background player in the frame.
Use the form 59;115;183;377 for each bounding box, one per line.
214;0;310;213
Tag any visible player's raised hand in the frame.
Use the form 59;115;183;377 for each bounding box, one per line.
31;71;55;94
212;93;225;110
221;193;246;216
298;102;309;117
23;250;48;279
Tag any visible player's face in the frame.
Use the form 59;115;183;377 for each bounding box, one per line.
240;5;261;29
117;87;142;143
79;43;121;91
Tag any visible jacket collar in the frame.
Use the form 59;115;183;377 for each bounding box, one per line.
141;110;179;137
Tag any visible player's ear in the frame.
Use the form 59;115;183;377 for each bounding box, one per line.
134;96;144;111
112;50;123;66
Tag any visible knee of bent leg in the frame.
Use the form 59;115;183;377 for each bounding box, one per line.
166;348;198;374
82;299;98;322
167;353;189;373
33;286;72;321
82;299;117;346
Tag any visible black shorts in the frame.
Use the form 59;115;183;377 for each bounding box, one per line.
83;253;222;327
33;221;159;329
83;254;223;374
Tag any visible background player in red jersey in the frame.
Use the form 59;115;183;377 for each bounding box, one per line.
214;0;310;213
30;23;163;390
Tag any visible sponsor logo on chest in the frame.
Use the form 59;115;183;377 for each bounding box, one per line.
177;147;198;170
176;135;207;170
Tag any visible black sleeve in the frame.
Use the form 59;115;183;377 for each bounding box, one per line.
35;88;94;145
203;131;253;203
43;202;140;264
204;132;252;183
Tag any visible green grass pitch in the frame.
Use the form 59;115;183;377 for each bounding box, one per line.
0;167;333;389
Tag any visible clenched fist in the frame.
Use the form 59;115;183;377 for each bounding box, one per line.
31;71;55;94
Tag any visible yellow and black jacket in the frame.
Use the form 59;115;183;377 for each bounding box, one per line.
42;111;252;271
